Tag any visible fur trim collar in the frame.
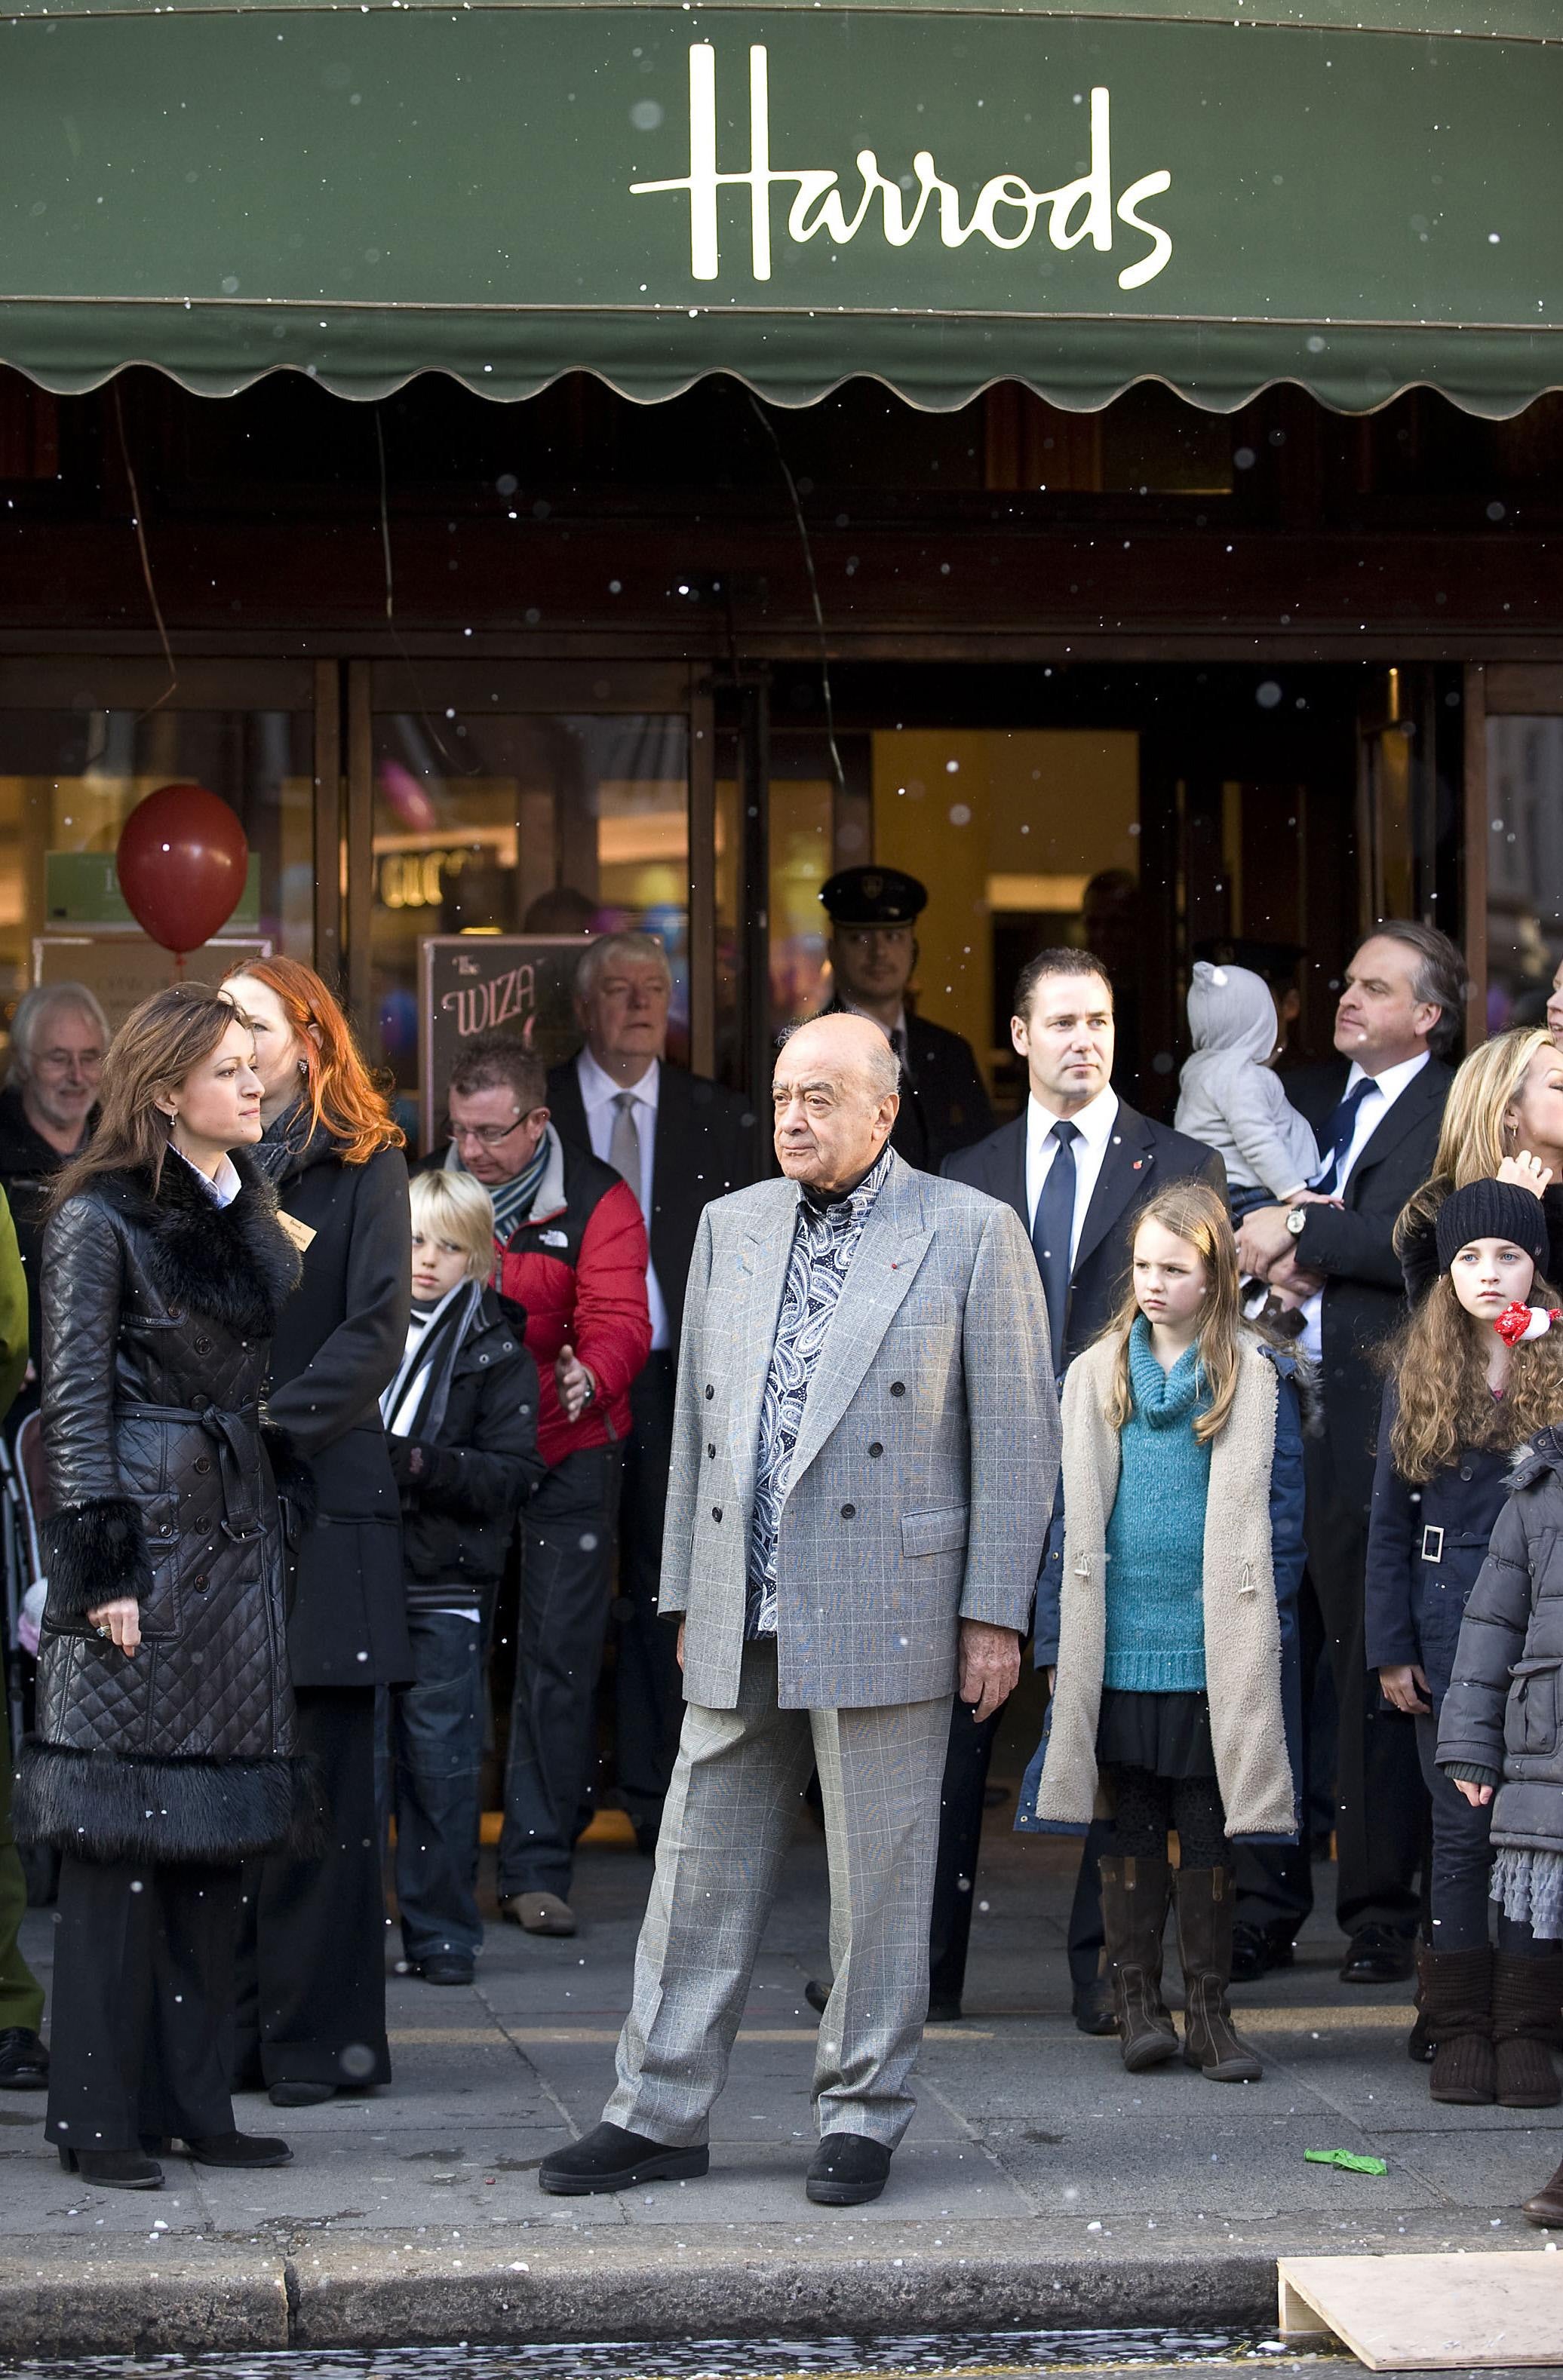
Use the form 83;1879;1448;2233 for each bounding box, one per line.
93;1148;301;1339
1507;1430;1561;1492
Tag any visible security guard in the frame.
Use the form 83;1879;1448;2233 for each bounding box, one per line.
818;866;993;1173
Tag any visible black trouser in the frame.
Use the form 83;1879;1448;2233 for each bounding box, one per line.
1414;1712;1548;1957
613;1355;682;1836
1306;1430;1427;1939
499;1440;623;1900
926;1694;1005;2008
48;1854;239;2152
1235;1570;1329;1941
233;1685;390;2089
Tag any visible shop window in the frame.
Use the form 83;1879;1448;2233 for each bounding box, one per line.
368;709;689;1142
0;694;314;1061
1485;714;1563;1032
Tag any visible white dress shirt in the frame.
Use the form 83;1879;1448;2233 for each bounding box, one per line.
172;1146;241;1208
576;1046;669;1351
1024;1084;1120;1267
1297;1049;1430;1363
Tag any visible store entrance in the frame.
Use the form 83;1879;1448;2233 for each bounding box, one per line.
754;660;1431;1120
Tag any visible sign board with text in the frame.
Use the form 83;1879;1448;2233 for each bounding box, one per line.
0;7;1556;418
418;936;584;1158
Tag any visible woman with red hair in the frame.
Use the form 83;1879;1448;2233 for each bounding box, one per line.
222;957;412;2109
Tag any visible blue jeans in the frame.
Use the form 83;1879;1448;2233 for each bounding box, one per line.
392;1609;485;1967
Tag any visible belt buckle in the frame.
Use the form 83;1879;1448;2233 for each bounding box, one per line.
1420;1523;1445;1563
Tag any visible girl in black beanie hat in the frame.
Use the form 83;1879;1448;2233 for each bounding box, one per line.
1365;1176;1563;2109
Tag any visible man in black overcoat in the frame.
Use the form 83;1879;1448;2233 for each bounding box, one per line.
938;947;1224;2027
1236;924;1463;1983
816;867;993;1176
547;931;758;1849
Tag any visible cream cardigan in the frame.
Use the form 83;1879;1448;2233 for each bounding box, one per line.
1031;1330;1297;1841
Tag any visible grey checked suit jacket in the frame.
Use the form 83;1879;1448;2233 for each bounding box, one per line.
659;1151;1060;1712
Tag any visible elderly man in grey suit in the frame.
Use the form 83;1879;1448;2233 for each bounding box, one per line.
539;1012;1058;2210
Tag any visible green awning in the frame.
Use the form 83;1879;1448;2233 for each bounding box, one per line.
0;1;1558;414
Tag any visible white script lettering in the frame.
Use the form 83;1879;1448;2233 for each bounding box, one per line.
631;46;1172;290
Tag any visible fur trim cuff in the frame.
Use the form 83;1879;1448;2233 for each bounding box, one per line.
41;1498;153;1623
14;1743;313;1866
263;1424;318;1533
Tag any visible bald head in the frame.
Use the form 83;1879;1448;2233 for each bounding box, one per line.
772;1014;901;1195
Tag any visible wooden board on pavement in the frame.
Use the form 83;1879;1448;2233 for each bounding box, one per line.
1278;2251;1563;2369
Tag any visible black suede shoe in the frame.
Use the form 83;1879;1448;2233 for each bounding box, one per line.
269;2081;335;2108
1073;1976;1116;2036
58;2145;163;2190
804;1977;830;2016
180;2133;293;2169
1340;1926;1417;1986
806;2133;891;2206
0;2027;48;2090
539;2122;709;2196
415;1957;475;1986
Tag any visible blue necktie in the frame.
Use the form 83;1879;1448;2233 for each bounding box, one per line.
1310;1078;1376;1195
1032;1119;1080;1372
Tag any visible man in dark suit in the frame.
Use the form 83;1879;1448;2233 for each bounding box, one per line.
1236;923;1464;1983
941;946;1223;2028
818;866;993;1174
547;931;757;1851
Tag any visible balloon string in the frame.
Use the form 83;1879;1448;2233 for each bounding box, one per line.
748;393;846;805
372;406;473;779
112;383;178;719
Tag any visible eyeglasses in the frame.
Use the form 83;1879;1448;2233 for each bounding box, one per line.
35;1047;103;1075
448;1109;542;1149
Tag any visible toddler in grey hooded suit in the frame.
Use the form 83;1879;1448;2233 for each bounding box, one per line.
1175;962;1319;1219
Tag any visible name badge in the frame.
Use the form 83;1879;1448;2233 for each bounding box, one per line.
277;1211;317;1254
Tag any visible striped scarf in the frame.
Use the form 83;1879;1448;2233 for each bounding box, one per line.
445;1135;548;1247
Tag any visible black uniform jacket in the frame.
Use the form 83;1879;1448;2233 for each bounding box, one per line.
820;998;993;1176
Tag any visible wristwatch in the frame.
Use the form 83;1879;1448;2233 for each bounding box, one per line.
1285;1205;1307;1238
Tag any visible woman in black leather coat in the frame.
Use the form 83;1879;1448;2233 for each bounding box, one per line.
222;958;411;2109
15;984;312;2191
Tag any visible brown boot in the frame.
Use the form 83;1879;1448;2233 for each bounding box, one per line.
1522;2157;1563;2228
1423;1946;1495;2105
1492;1953;1563;2109
1175;1866;1261;2083
1100;1855;1178;2072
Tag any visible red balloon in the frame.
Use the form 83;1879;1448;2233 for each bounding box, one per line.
115;784;249;957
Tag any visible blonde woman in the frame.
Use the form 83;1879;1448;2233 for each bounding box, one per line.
1398;1026;1563;1304
1024;1180;1304;2085
381;1170;542;1983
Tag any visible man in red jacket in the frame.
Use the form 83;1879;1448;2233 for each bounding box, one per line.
438;1033;650;1937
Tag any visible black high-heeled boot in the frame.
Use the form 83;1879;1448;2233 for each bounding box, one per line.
57;2143;164;2190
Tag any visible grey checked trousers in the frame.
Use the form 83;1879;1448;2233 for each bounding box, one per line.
605;1638;952;2149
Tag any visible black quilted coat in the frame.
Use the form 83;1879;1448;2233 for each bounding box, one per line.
1437;1428;1563;1857
15;1149;313;1866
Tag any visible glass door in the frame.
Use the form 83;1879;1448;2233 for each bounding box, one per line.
349;662;710;1151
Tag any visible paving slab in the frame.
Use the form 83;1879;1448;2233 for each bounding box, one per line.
1;1792;1558;2350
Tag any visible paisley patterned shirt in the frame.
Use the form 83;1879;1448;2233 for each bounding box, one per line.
745;1144;893;1638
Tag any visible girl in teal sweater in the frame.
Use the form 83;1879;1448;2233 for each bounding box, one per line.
1032;1179;1306;2083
